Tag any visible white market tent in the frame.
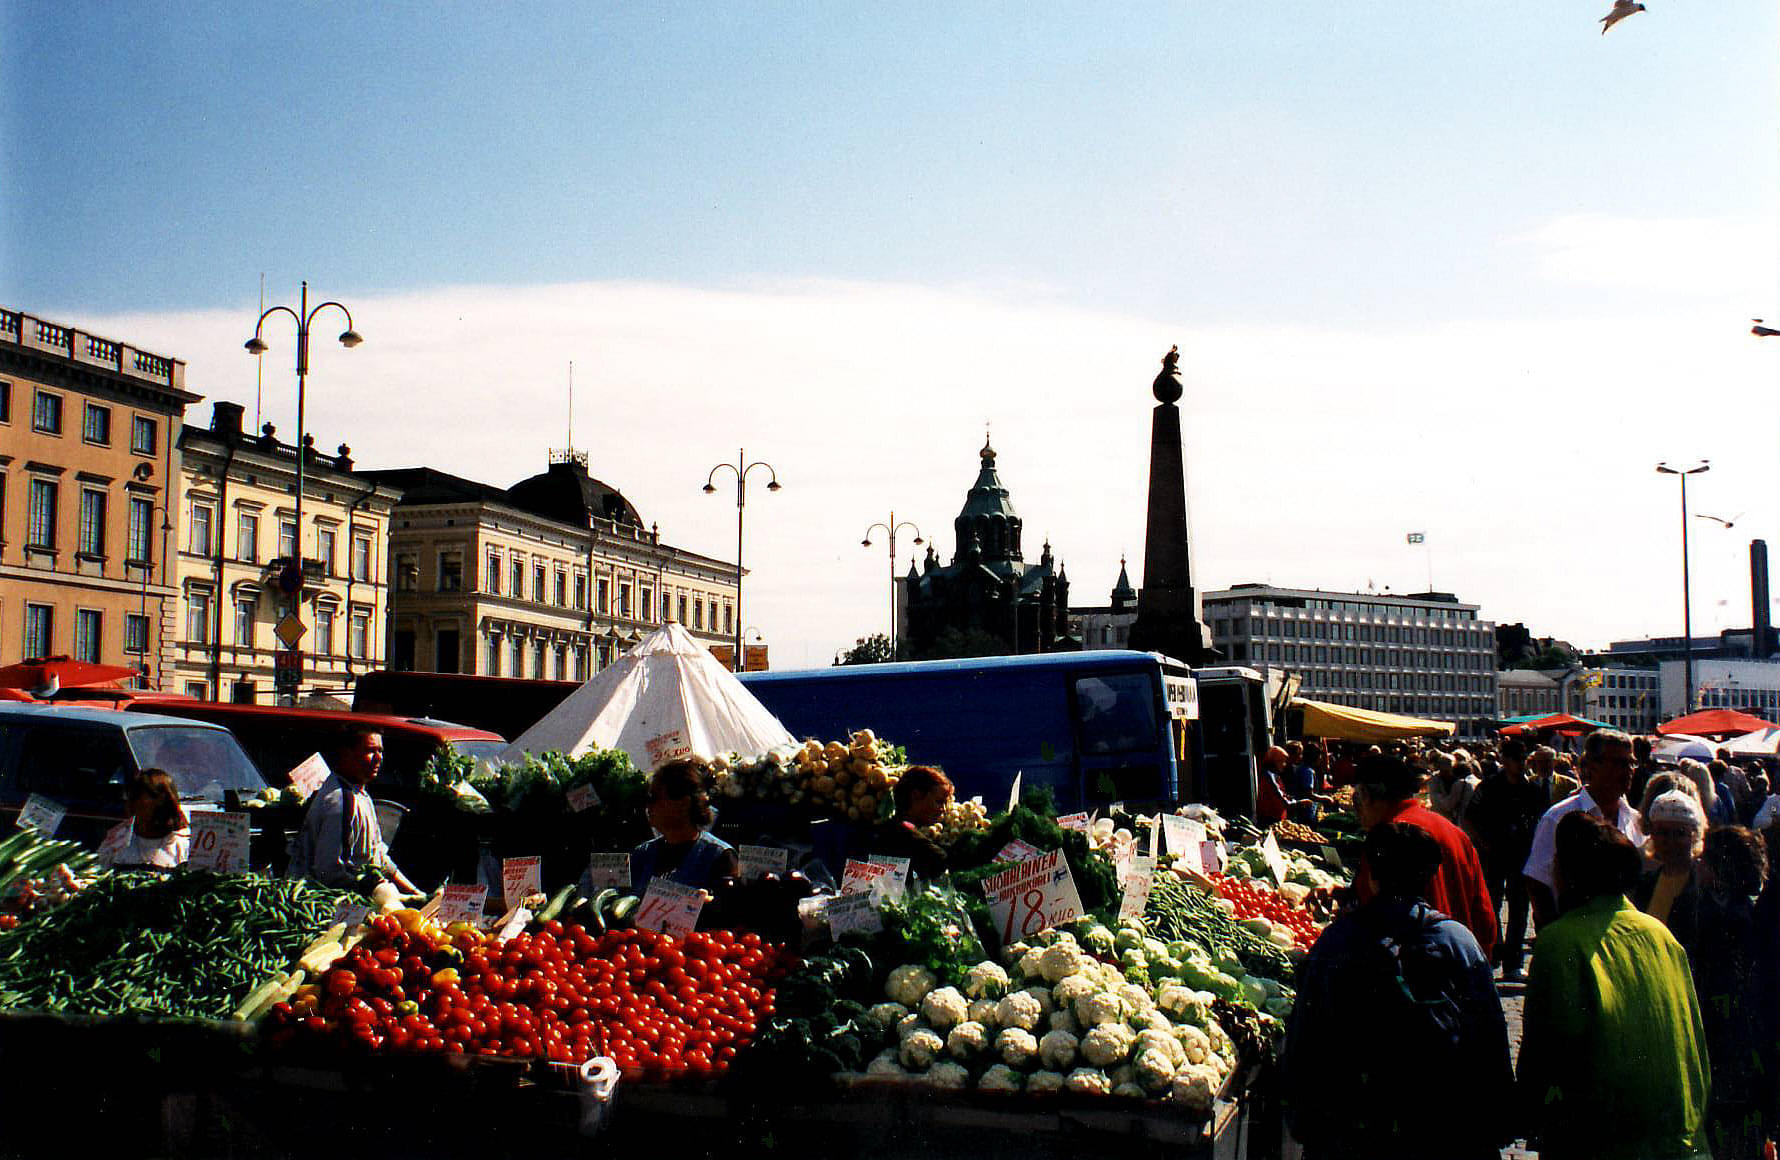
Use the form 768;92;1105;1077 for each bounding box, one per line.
494;622;795;771
1723;727;1780;757
1653;733;1716;762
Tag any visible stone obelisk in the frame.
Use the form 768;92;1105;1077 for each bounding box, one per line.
1128;346;1213;664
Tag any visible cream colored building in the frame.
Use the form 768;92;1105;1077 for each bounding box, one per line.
0;307;196;681
365;452;738;679
169;401;401;702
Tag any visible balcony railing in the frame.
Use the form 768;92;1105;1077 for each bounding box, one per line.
1;306;186;392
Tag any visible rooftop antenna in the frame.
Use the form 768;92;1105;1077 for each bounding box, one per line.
567;360;573;449
252;273;265;428
551;360;588;468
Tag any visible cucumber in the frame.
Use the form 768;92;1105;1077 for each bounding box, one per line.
587;889;617;934
536;884;576;924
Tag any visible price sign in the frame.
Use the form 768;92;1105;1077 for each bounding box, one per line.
1148;816;1161;860
566;784;600;813
287;753;331;798
1200;841;1225;874
867;854;911;887
586;853;631;890
840;859;902;901
1056;812;1092;833
644;730;692;769
1006;772;1023;813
188;811;250;872
634;878;704;936
374;799;405;846
15;795;64;837
738;845;788;881
1260;831;1290;886
1113;844;1135;888
824;892;884;937
1320;844;1344;870
1165;816;1207;871
1119;857;1154;922
438;884;488;926
330;899;370;930
982;850;1085;944
494;907;533;943
995;839;1044;864
501;856;542;909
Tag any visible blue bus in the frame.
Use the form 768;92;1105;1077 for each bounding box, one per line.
739;650;1209;812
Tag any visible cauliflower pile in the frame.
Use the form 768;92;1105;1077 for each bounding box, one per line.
841;931;1239;1113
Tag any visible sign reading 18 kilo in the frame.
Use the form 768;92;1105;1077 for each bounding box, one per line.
982;850;1085;943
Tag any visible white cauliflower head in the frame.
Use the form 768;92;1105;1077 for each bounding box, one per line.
977;1063;1024;1092
1080;1022;1138;1068
995;1026;1039;1068
886;964;938;1007
1050;973;1099;1009
1134;1047;1178;1093
1112;1081;1147;1100
1115;982;1154;1015
899;1026;945;1070
1039;941;1095;984
1134;1009;1173;1034
1175;1023;1212;1066
995;989;1043;1032
967;998;1000;1028
1170;1062;1221;1116
1064;1067;1112;1095
865;1049;906;1078
922;1061;971;1089
920;986;969;1032
1038;1029;1079;1070
1109;1063;1137;1088
1048;1008;1080;1036
1074;990;1127;1029
865;1002;909;1032
946;1020;989;1060
1016;948;1046;982
896;1012;924;1040
1021;985;1055;1018
1026;1069;1066;1094
963;960;1011;1000
1135;1028;1186;1067
1156;983;1211;1026
1001;940;1032;968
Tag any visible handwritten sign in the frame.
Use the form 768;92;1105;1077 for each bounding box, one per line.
15;795;64;837
1113;844;1136;888
188;811;250;872
1320;845;1344;870
1200;841;1225;874
868;854;912;887
1165;816;1207;872
982;850;1085;943
824;892;884;937
995;839;1044;864
634;878;704;936
494;907;533;943
1260;831;1290;886
330;899;370;930
1056;812;1092;833
586;853;631;890
1119;857;1154;922
287;753;331;798
438;883;488;926
1007;772;1023;813
739;845;788;881
840;859;902;900
566;784;600;813
644;730;692;769
501;856;542;909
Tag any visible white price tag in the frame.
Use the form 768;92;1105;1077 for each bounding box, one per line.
501;856;542;909
286;753;331;798
495;907;533;943
1166;816;1207;872
330;899;370;930
995;839;1044;864
566;784;600;813
1113;844;1136;888
1056;812;1092;833
634;878;704;936
1148;815;1161;859
983;850;1085;944
1201;841;1225;874
16;795;64;837
840;859;902;900
644;730;692;768
738;845;788;881
438;883;488;925
1261;831;1291;886
1119;858;1154;922
188;811;250;872
867;854;911;886
1006;772;1023;813
824;892;884;937
586;853;631;890
1320;844;1344;870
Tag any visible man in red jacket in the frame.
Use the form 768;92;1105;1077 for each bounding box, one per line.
1353;752;1499;962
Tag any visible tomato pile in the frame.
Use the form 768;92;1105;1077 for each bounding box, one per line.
265;913;788;1077
1208;874;1321;950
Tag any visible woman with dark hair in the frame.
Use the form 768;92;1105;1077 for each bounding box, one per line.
96;769;190;869
1518;812;1709;1159
1692;825;1771;1160
870;765;953;880
627;758;738;894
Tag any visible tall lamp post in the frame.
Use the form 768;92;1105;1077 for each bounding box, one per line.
861;513;922;657
1656;460;1710;714
703;450;780;672
245;282;362;701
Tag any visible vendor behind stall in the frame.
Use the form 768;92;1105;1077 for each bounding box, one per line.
872;765;953;880
286;728;419;897
96;769;190;869
628;758;739;893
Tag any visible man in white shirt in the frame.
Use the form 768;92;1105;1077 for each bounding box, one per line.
286;729;418;895
1522;728;1643;927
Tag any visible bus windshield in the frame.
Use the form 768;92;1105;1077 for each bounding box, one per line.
127;726;267;800
1074;673;1160;755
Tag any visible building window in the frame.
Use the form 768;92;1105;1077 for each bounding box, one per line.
189;503;215;556
278;520;296;559
532;641;546;679
395;554;418;592
591;578;606;615
31;390;61;434
660;592;671;621
486;554;501;593
438;552;463;592
186;591;212;644
693;600;704;631
555;571;567;607
486;635;501;675
0;381;9;423
125;613;149;655
533;565;546;602
316;607;335;655
574;574;587;611
23;604;52;658
351;536;371;581
77;489;105;556
510;638;524;676
317;527;337;575
553;647;567;681
184;681;208;700
678;595;689;624
575;646;588;679
27;479;57;549
350;612;370;659
511;557;525;596
236;511;259;563
235;599;255;647
723;604;733;635
131;415;157;455
640;587;653;622
82;403;110;445
619;584;632;619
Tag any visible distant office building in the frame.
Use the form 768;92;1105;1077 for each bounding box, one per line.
1658;658;1780;723
1497;669;1561;720
0;307;196;681
1571;666;1663;734
1204;584;1498;738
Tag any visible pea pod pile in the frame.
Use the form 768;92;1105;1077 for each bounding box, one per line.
1144;872;1295;984
0;869;354;1019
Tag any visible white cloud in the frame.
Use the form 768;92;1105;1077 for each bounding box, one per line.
81;246;1780;670
1512;213;1775;299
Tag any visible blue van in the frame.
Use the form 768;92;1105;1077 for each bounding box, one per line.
739;650;1201;811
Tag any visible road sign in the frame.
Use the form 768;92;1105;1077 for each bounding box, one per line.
276;558;305;596
275;612;307;649
274;649;303;690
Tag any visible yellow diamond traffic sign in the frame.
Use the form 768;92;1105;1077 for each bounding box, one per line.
275;612;307;650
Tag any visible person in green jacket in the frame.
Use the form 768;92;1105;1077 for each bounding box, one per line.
1518;810;1711;1159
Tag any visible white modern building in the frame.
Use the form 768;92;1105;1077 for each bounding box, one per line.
1659;658;1780;723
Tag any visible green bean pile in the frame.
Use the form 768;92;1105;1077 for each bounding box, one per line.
1145;872;1295;983
0;868;354;1019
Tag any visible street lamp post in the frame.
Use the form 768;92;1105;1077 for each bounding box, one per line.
245;283;361;703
135;501;173;688
861;512;922;657
1656;460;1710;714
703;450;780;672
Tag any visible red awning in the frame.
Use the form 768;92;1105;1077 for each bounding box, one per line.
1497;712;1609;736
1657;708;1774;738
0;656;138;692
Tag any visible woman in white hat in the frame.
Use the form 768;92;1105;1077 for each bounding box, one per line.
1632;788;1707;953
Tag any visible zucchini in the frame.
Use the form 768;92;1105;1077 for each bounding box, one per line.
536;884;576;924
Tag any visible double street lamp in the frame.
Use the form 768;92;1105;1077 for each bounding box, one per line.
703;450;780;672
245;282;362;700
862;513;923;657
1656;460;1710;714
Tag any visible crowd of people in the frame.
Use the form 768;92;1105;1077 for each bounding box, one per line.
1283;728;1780;1160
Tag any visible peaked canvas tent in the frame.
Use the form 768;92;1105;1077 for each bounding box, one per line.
494;623;795;770
1291;698;1454;743
1658;708;1773;738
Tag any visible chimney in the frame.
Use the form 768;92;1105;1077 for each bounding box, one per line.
211;401;245;438
1753;539;1773;658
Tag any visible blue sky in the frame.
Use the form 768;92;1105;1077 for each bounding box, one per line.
4;2;1779;665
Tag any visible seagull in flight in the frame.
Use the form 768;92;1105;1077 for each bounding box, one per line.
1754;319;1780;337
1696;512;1745;529
1601;0;1645;33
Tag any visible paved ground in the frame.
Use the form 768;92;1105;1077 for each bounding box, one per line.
1497;971;1533;1160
